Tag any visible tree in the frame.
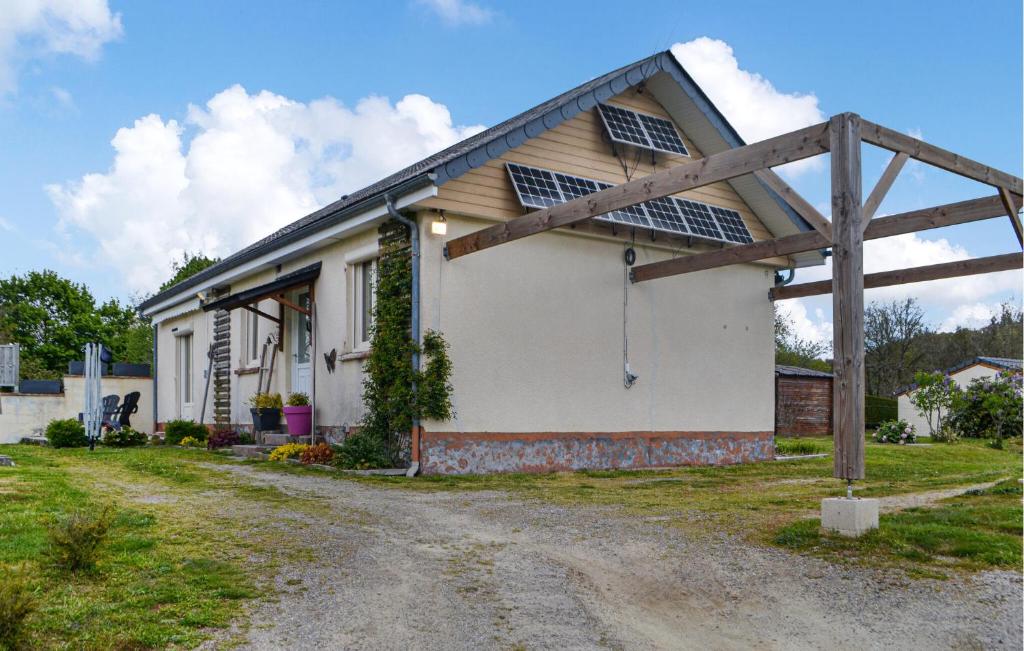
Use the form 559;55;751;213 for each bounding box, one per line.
909;370;957;437
159;253;219;292
773;308;831;372
864;298;926;396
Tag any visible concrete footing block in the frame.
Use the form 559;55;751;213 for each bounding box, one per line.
821;497;879;537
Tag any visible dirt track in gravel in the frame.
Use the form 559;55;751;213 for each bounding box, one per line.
200;464;1023;651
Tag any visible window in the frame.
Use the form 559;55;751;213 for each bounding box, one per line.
178;334;193;404
244;305;260;364
354;259;377;347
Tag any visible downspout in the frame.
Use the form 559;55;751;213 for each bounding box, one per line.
152;322;159;434
774;268;796;287
385;195;421;477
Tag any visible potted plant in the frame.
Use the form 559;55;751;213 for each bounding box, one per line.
283;392;312;437
248;392;283;431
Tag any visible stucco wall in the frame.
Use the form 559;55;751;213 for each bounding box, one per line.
897;364;1007;436
420;211;777;437
0;375;153;443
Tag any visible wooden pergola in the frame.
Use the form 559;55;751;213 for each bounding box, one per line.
443;113;1023;483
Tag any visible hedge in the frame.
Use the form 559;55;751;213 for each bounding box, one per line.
865;395;897;428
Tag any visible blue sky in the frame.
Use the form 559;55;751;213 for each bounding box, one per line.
0;0;1020;346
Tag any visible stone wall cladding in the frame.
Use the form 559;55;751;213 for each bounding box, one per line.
421;431;774;475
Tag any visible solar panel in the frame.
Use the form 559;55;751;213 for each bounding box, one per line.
597;103;689;157
505;163;751;246
595;181;651;228
637;113;689;156
506;163;563;209
596;103;649;148
644;197;689;235
710;206;754;243
676;199;723;240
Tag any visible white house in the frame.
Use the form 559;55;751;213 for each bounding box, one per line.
896;356;1023;436
138;51;826;474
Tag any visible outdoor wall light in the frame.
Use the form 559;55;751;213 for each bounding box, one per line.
431;211;447;236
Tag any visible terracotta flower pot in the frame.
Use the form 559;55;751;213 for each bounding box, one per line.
283;405;312;436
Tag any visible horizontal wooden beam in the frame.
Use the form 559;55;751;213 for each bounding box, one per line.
444;121;831;260
630;195;1007;283
770;252;1022;300
862;152;909;231
860;119;1023;195
753;168;832;240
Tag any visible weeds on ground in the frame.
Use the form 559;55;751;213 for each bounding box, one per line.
46;505;116;572
0;565;35;651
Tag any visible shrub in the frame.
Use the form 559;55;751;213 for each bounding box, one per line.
207;430;241;450
864;395;897;429
268;443;308;462
248;392;283;411
947;372;1023;446
237;431;255;445
149;435;164;446
930;422;959;444
0;566;35;651
331;431;392;470
774;439;819;456
46;506;115;572
299;443;333;465
286;392;310;407
45;418;87;448
101;427;146;447
874;419;916;444
178;436;202;448
164;419;208;445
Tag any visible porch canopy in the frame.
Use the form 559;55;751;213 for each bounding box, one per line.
201;261;322;441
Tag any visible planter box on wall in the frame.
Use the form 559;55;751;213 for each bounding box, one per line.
19;380;62;394
112;363;151;377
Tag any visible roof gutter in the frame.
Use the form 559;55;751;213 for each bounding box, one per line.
140;173;436;316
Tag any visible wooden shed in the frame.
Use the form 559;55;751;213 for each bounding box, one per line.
775;365;833;437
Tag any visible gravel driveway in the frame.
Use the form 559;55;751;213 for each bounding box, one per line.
202;464;1022;650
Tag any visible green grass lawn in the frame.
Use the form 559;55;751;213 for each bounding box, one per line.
0;445;320;650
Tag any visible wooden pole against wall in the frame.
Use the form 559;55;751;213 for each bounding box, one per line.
830;113;866;482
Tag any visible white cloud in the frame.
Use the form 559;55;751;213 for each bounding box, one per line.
671;38;825;177
47;85;485;293
415;0;493;25
938;302;1005;332
0;215;15;232
776;298;832;351
0;0;122;95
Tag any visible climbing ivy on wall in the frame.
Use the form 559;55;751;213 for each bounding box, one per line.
356;218;453;466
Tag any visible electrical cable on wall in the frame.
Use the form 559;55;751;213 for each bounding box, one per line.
622;238;638;389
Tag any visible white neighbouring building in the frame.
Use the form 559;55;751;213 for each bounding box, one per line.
896;356;1023;436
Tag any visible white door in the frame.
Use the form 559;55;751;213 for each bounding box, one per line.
177;333;194;420
292;292;312;397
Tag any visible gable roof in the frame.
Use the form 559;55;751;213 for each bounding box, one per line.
894;356;1023;395
140;51;821;314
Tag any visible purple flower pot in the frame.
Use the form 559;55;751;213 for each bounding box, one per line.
283;405;312;437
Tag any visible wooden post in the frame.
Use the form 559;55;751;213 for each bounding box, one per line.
830;114;866;481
